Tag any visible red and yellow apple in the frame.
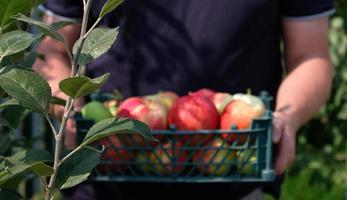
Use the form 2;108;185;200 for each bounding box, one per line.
220;93;265;143
189;88;216;100
211;92;233;114
117;97;167;146
145;91;179;111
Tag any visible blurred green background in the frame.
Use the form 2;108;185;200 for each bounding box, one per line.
1;1;347;199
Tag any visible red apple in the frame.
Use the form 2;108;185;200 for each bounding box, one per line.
117;97;167;146
145;91;179;111
150;141;187;175
211;92;233;114
168;95;219;146
189;88;216;100
97;135;134;174
220;93;265;143
193;138;236;175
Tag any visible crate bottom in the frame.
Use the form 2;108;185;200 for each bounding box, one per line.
87;176;275;183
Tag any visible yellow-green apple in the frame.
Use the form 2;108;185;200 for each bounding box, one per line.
193;138;236;176
220;93;265;143
135;151;154;173
168;95;219;146
97;135;134;174
237;150;257;176
211;92;233;114
189;88;216;100
103;99;118;117
145;91;179;111
150;141;187;175
117;97;167;146
81;101;113;122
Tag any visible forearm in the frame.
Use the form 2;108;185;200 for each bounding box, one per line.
33;15;83;116
34;39;71;100
275;56;333;133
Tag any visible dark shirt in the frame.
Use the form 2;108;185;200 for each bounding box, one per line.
45;0;334;199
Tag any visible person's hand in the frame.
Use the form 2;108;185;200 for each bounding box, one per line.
272;110;297;175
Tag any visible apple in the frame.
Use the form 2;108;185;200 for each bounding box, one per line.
189;88;216;100
168;95;219;146
103;99;118;117
118;97;168;129
193;138;236;176
149;141;187;175
211;92;233;114
117;97;167;146
135;151;154;174
81;101;113;122
97;135;134;174
220;93;265;143
145;91;179;111
237;150;257;176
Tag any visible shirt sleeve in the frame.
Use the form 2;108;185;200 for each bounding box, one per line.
281;0;335;20
44;0;83;19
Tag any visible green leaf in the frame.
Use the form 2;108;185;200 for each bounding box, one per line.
0;0;31;32
0;98;20;109
12;13;65;42
7;149;52;164
0;67;52;114
50;96;66;106
99;0;124;19
81;117;155;147
73;27;119;65
0;30;36;58
55;147;101;189
0;188;22;200
0;149;53;186
51;21;75;30
59;73;110;99
2;105;30;128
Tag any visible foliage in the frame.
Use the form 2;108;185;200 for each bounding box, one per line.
0;0;153;199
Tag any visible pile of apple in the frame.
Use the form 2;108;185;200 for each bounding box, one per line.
81;88;266;176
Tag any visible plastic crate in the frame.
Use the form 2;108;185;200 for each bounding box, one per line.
75;91;275;183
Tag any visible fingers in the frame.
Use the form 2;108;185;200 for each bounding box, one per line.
272;111;296;175
272;115;284;144
275;128;296;175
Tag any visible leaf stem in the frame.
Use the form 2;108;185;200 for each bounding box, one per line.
45;115;58;139
60;145;82;165
64;44;75;74
40;175;48;189
82;17;102;40
72;0;93;76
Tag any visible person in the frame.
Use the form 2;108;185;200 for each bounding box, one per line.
35;0;334;199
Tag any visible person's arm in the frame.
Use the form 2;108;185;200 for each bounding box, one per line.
34;14;81;107
273;17;333;175
34;14;82;148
